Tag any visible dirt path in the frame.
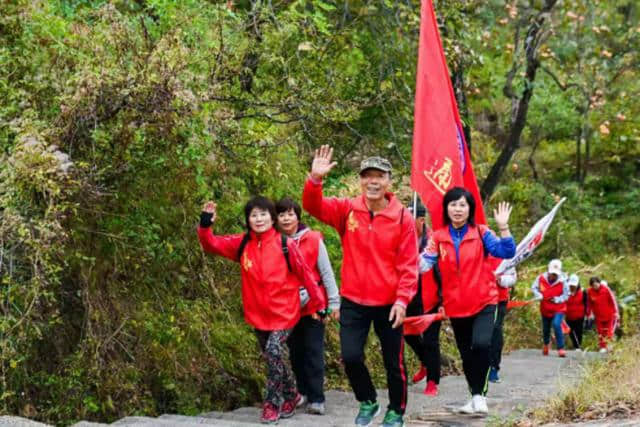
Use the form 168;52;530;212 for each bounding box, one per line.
0;349;604;427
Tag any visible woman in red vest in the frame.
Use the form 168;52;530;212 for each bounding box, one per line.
197;196;324;424
587;277;619;353
275;197;340;416
419;187;516;415
565;274;587;350
531;259;569;357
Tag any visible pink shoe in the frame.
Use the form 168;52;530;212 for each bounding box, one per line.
261;402;279;424
558;349;566;358
542;344;549;356
424;380;438;396
412;365;427;383
280;393;302;418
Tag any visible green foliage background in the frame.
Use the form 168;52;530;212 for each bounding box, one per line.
1;0;638;424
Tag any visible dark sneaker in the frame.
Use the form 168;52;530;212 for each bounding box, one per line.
489;367;501;383
354;400;380;426
260;402;279;424
382;409;404;427
280;393;302;418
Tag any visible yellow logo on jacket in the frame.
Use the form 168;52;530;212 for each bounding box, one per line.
347;211;359;232
242;252;253;271
439;245;448;261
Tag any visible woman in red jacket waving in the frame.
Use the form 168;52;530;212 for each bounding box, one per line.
419;187;516;416
197;196;324;424
587;277;619;353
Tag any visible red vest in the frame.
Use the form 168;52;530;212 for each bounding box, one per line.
296;230;329;316
432;224;498;318
566;288;586;321
538;274;566;317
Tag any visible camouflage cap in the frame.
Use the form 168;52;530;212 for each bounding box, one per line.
359;156;392;175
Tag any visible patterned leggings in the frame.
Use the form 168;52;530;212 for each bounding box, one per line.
255;329;297;406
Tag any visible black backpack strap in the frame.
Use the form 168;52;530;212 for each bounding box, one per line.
236;233;251;261
281;234;292;272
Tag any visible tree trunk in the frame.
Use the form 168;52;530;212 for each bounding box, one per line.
480;0;557;204
529;138;541;181
452;67;472;155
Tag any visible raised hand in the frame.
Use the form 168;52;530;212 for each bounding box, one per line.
310;145;338;181
202;201;217;223
493;201;512;229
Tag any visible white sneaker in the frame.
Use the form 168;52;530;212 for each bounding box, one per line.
297;394;307;407
458;398;475;414
472;395;488;414
599;347;608;354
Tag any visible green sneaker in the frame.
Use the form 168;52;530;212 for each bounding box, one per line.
382;409;404;427
354;400;380;426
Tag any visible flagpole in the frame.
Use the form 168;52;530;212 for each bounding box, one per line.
412;191;418;219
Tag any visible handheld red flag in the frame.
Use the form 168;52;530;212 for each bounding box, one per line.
411;0;486;230
403;312;445;336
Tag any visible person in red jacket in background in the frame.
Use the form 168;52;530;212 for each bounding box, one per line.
489;267;517;383
419;187;516;416
405;199;442;397
587;277;619;353
302;145;418;427
275;197;340;416
565;274;587;350
197;196;324;424
531;259;569;357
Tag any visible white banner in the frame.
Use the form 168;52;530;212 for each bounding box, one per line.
495;197;566;275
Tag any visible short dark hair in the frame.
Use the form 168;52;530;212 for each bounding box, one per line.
589;276;601;286
442;187;476;226
275;197;302;221
244;196;276;230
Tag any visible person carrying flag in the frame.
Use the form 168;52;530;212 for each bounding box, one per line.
531;259;569;357
419;187;516;415
565;274;587;350
302;145;418;427
587;277;619;353
489;266;517;383
406;199;442;397
197;196;324;424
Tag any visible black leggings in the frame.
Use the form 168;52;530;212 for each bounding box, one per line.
405;299;441;384
489;300;508;370
566;318;584;349
450;304;496;396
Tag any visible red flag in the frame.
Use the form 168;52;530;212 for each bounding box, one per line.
506;300;533;310
411;0;486;230
403;312;445;336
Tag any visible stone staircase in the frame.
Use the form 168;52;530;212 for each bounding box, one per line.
2;349;599;427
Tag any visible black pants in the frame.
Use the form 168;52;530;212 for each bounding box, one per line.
340;297;407;414
405;292;441;384
450;304;496;396
489;300;508;371
287;315;326;403
566;318;584;349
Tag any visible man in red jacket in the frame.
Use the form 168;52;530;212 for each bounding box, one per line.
587;277;619;353
302;145;418;427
